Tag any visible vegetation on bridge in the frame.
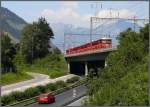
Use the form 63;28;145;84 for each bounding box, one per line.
85;24;149;106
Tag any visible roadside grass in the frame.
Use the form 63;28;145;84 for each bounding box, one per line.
1;72;33;86
1;54;68;86
27;54;68;78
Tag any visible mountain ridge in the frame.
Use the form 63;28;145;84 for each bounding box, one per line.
1;7;27;40
1;7;60;53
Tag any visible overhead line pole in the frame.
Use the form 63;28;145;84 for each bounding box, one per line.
64;32;66;54
134;16;136;32
90;17;93;43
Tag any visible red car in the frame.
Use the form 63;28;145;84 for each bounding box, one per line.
37;93;55;104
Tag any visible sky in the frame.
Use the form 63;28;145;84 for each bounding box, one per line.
2;1;149;27
1;1;149;51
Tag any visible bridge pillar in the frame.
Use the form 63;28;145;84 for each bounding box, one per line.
85;62;88;76
67;62;70;73
105;60;107;67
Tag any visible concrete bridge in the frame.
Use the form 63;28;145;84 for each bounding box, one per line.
65;46;117;76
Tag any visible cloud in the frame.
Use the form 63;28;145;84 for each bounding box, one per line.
41;8;91;27
61;1;78;9
97;9;136;19
41;8;136;27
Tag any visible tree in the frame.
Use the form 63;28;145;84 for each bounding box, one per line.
139;24;149;53
13;49;26;72
20;17;54;63
116;28;145;66
85;24;149;106
1;32;16;73
53;47;61;54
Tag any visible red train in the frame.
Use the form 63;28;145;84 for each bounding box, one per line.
66;37;112;55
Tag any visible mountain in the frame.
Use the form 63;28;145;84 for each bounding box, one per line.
0;7;60;53
50;19;140;51
0;7;27;41
92;19;140;35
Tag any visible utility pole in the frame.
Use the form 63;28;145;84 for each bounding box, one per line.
118;11;119;18
90;17;93;43
109;8;112;18
133;16;136;32
32;36;34;64
63;33;66;54
95;2;97;16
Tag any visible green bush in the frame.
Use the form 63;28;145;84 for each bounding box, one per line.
1;94;15;105
11;91;25;101
1;86;43;105
55;80;67;88
46;83;57;91
66;76;80;83
36;85;47;93
24;87;40;98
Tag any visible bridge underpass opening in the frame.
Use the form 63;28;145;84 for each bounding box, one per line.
87;60;105;74
70;61;85;76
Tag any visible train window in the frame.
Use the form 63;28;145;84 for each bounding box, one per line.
106;40;112;44
97;40;101;43
102;40;106;43
92;41;98;45
101;39;112;43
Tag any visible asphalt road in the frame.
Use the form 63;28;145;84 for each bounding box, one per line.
67;96;87;106
28;85;87;107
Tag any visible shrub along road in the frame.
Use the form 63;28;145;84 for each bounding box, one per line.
1;72;76;96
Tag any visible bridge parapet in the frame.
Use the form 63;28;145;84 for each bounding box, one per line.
65;46;117;58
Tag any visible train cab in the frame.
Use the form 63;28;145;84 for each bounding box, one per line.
100;37;112;48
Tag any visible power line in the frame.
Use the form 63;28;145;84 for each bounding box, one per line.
64;2;148;52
